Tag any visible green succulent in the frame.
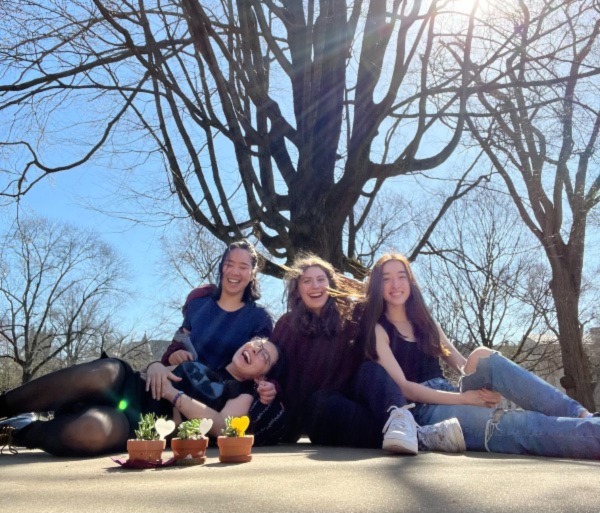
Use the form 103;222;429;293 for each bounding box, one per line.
134;412;163;441
221;419;237;437
176;419;206;440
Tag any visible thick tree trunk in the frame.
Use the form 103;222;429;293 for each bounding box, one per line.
21;367;33;385
287;215;345;270
549;263;595;411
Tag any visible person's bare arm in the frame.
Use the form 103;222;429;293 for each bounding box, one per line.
161;381;253;436
375;324;498;407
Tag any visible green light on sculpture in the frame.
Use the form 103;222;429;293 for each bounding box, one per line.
118;399;128;411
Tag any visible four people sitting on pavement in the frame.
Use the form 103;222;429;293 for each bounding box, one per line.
2;240;600;460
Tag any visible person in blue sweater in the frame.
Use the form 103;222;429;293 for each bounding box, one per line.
160;239;273;369
156;239;281;444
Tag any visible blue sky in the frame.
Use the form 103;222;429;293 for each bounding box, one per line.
5;165;181;339
5;164;289;340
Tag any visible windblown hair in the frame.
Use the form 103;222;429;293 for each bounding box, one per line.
215;239;262;302
284;254;364;338
359;253;448;361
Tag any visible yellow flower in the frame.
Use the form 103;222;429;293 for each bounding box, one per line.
230;416;250;437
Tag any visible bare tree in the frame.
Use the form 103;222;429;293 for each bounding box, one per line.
161;222;224;290
0;214;129;383
462;0;600;408
420;188;556;350
164;187;416;288
0;0;489;274
347;189;417;269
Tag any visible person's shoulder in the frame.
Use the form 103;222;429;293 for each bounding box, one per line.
350;300;366;320
186;291;217;310
273;312;292;327
185;284;217;303
244;301;273;321
377;314;393;331
271;312;293;342
375;321;391;342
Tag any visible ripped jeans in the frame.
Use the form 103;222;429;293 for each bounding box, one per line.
412;351;600;459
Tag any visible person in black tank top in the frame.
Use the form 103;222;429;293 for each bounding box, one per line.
359;253;600;460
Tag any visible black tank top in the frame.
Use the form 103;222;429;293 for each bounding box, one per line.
379;316;443;383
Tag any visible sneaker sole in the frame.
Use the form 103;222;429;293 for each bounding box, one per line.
382;438;418;455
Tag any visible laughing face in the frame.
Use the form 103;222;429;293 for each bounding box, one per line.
381;259;411;309
298;266;330;315
232;338;279;380
221;248;254;298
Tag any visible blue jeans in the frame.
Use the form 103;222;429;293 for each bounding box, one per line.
413;352;600;459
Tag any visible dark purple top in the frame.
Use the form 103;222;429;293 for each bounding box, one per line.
272;312;363;442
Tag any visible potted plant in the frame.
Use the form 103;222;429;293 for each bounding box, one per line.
217;415;254;463
127;413;175;463
171;418;212;465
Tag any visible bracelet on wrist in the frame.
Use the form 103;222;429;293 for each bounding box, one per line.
146;361;162;372
172;390;185;407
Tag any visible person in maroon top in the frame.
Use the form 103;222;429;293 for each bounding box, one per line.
272;255;364;443
273;255;465;452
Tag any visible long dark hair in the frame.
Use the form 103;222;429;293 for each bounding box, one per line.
215;239;261;302
284;254;361;338
359;253;447;360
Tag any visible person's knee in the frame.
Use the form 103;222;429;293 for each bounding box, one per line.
464;347;494;375
306;390;334;412
89;359;126;392
59;408;128;456
355;360;380;379
354;360;390;388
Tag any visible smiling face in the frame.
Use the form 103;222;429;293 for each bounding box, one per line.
231;338;279;380
381;259;411;309
297;266;331;314
220;248;254;299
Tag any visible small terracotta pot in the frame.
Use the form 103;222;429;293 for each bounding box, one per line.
217;435;254;463
171;437;209;465
126;439;166;463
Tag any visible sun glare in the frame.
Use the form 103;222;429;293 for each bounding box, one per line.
441;0;510;20
453;0;488;13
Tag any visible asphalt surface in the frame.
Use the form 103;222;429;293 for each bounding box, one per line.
1;441;599;513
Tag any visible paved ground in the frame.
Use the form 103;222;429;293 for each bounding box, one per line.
1;442;599;513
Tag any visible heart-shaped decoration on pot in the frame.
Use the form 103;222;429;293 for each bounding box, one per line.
230;416;250;437
199;418;213;436
155;418;176;440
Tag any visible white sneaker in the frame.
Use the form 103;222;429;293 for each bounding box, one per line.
382;405;418;455
417;418;466;453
